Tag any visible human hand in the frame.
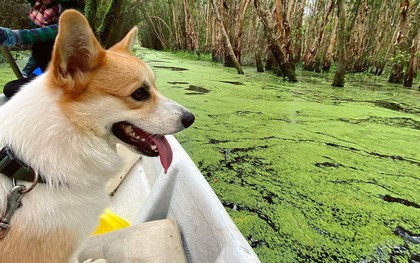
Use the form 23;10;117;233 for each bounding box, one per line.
0;27;17;47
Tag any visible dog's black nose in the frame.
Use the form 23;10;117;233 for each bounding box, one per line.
182;112;195;128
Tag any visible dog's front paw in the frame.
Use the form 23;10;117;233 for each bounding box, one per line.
83;259;108;263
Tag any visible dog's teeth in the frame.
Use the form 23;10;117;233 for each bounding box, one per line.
151;145;157;150
154;149;158;153
141;138;146;142
135;135;141;140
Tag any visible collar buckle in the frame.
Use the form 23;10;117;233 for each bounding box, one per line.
0;146;44;184
0;147;17;171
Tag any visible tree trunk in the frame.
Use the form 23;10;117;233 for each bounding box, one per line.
275;0;293;63
98;0;124;48
293;1;305;63
211;0;244;74
255;53;264;72
369;2;394;75
389;0;410;84
142;10;168;50
265;49;275;71
211;2;223;63
332;0;346;87
404;36;419;87
302;0;320;65
234;0;252;64
323;17;338;72
346;0;369;72
172;3;181;50
183;0;196;52
303;0;336;71
403;3;420;87
224;0;239;67
254;19;264;72
254;0;297;82
205;0;212;51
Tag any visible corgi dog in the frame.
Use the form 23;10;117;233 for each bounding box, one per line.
0;10;194;263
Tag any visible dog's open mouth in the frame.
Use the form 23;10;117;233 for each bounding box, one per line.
112;121;173;173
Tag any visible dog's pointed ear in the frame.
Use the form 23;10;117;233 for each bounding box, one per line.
109;27;138;52
51;10;105;94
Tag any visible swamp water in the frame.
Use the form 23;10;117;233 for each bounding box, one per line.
1;48;419;262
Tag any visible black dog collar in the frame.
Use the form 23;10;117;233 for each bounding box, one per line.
0;147;45;184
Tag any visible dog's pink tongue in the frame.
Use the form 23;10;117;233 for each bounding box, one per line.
150;136;173;173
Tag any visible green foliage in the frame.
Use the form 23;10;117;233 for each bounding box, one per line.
85;0;115;29
0;0;29;29
0;50;29;63
390;50;411;67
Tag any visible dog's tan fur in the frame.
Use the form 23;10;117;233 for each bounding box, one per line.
0;227;79;262
0;10;193;263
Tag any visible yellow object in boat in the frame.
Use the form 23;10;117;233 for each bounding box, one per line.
92;208;130;235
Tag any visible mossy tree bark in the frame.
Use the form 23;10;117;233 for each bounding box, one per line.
94;0;144;49
97;0;123;48
332;0;347;87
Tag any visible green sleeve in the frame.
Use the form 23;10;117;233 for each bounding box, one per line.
12;24;58;45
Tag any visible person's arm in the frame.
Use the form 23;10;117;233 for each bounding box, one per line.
0;24;58;47
0;27;17;47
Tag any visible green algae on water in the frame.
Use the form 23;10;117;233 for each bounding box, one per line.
139;49;419;263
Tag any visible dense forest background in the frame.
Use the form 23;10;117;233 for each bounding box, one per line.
0;0;419;88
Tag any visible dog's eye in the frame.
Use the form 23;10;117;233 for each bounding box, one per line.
130;87;149;101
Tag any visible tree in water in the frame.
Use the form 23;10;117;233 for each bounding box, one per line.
323;17;338;72
389;0;410;84
332;0;346;87
254;0;297;82
403;2;419;88
211;0;244;74
254;18;264;72
303;0;335;72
